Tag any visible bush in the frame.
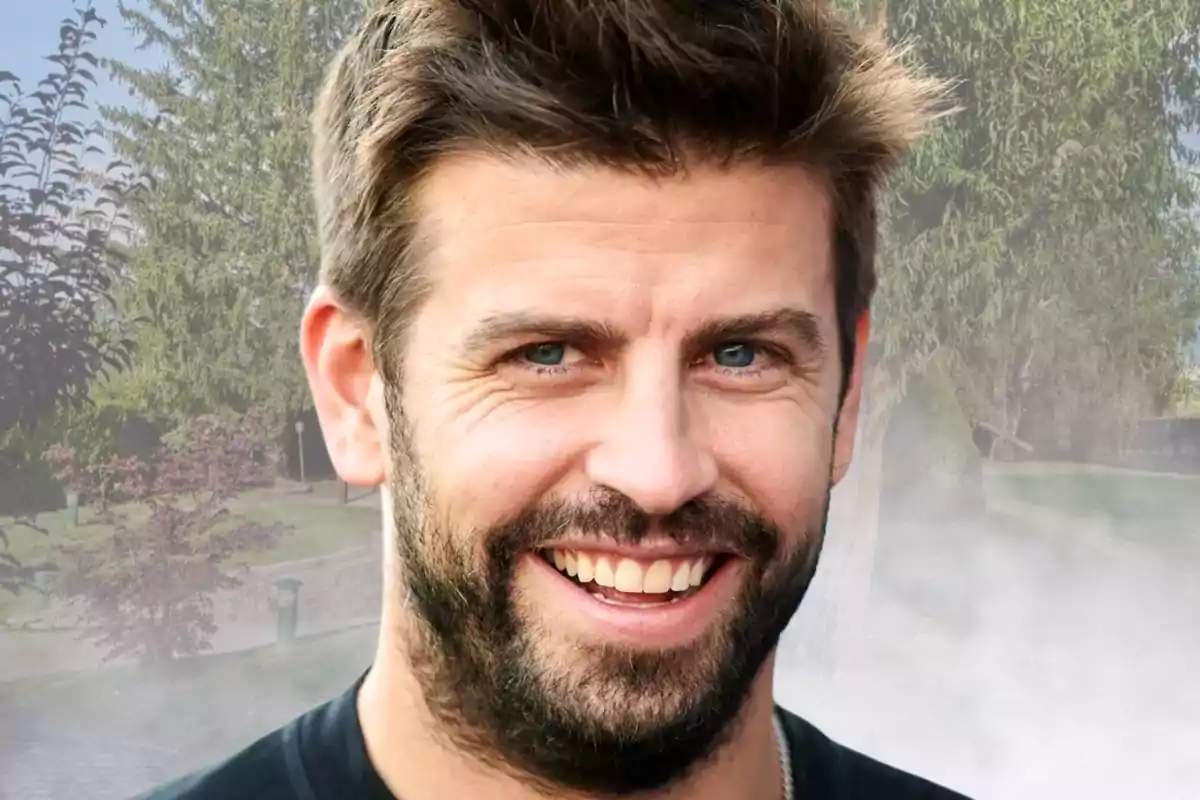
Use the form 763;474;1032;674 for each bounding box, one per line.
880;357;986;524
44;410;289;664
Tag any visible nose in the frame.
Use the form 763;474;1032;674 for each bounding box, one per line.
583;360;718;516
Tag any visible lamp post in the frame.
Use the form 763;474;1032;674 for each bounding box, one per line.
294;419;306;484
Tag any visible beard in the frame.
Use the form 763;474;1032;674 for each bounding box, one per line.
386;412;831;796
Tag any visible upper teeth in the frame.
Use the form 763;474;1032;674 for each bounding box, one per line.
550;549;713;594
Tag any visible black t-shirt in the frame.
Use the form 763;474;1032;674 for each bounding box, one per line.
139;675;971;800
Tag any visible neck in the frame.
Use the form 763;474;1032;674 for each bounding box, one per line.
358;608;784;800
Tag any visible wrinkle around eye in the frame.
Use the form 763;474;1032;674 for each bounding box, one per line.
431;371;556;434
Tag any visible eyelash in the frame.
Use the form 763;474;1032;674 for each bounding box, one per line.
498;347;586;377
702;343;793;379
500;342;793;379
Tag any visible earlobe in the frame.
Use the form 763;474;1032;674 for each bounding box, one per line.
300;288;388;487
830;311;870;484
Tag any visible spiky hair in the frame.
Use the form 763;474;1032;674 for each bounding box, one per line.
312;0;949;377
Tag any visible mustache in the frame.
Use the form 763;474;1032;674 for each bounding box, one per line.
486;488;780;565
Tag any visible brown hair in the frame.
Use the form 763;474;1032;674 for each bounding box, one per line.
311;0;947;385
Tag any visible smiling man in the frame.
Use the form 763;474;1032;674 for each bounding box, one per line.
144;1;969;799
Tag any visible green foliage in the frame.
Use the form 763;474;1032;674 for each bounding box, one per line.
0;401;164;572
0;3;141;594
917;355;982;475
60;403;154;468
1173;366;1200;416
0;4;139;437
101;0;364;424
82;0;1200;450
880;349;985;521
0;425;67;516
837;0;1200;450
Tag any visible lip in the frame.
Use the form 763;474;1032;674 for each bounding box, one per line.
518;550;744;649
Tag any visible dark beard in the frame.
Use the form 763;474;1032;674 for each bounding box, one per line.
390;473;830;797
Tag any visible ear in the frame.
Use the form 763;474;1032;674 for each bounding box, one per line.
830;311;870;485
299;286;387;486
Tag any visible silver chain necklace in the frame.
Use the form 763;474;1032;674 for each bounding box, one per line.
772;710;795;800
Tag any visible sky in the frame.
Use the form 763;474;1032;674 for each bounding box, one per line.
1;0;161;115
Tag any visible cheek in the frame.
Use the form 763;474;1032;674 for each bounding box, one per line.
417;400;595;531
705;401;833;536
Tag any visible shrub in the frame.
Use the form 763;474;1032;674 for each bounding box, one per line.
45;410;289;664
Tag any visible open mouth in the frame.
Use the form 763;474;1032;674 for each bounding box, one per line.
537;548;732;607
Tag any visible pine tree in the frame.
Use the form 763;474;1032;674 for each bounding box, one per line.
102;0;364;424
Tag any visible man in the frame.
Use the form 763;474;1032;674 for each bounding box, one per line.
146;1;968;798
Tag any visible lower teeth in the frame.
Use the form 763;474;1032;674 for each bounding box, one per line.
588;590;689;606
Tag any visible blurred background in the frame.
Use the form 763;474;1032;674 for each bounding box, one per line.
0;1;1197;798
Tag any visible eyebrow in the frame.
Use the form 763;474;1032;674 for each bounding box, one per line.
459;306;825;361
460;312;628;357
685;308;826;361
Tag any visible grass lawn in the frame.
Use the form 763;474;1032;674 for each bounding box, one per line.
0;482;380;623
228;488;379;565
0;624;376;783
984;461;1199;525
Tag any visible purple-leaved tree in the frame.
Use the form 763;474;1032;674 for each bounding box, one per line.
44;410;288;664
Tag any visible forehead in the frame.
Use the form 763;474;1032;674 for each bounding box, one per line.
412;153;836;329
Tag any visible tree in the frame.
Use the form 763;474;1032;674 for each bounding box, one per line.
867;0;1200;448
44;410;288;665
814;0;1200;669
0;4;139;437
98;0;363;426
0;2;139;594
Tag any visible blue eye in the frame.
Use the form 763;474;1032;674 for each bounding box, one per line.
713;343;756;368
521;343;567;366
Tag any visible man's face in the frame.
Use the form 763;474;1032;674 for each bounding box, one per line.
370;156;857;794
